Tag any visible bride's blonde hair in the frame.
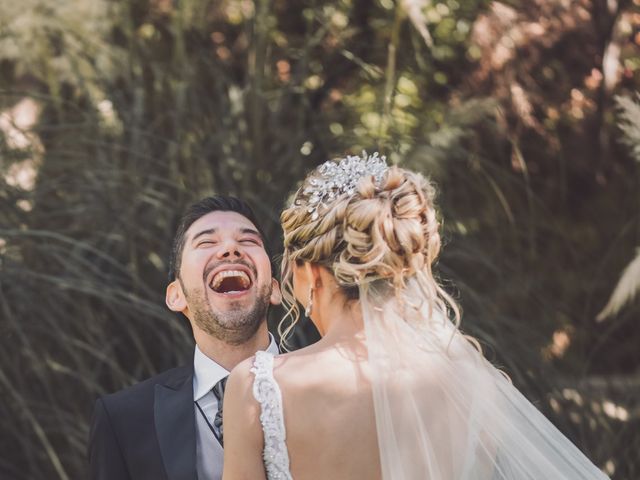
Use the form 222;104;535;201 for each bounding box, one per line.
279;159;460;344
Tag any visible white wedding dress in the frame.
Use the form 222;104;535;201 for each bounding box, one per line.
250;277;609;480
251;351;293;480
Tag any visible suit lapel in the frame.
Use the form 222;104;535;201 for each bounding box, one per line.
154;366;197;480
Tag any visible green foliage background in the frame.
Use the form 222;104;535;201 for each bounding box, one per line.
1;0;639;478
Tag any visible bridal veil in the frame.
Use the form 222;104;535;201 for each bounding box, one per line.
360;276;609;480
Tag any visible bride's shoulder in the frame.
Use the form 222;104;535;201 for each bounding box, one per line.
225;355;259;406
223;354;269;445
225;350;291;397
228;347;338;400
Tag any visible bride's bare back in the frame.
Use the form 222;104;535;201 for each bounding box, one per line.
222;334;381;480
273;341;381;480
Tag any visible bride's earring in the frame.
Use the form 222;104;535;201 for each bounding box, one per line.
305;287;314;317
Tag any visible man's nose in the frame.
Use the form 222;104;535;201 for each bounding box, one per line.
217;241;243;259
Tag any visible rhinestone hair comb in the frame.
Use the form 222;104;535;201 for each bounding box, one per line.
296;151;389;220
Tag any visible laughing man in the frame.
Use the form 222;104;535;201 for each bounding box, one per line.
89;196;281;480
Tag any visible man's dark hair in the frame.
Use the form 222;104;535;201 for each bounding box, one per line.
168;196;270;281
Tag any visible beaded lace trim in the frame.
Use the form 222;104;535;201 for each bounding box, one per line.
251;351;293;480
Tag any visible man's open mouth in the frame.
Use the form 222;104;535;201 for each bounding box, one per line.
209;270;252;294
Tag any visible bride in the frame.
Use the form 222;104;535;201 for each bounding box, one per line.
221;152;609;480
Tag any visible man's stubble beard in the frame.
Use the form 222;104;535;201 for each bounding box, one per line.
186;282;271;346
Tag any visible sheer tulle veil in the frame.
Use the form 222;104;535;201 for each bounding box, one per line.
360;275;609;480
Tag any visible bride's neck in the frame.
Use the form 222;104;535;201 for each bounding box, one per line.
312;290;364;340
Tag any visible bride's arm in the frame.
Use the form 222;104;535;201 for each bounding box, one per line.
222;358;268;480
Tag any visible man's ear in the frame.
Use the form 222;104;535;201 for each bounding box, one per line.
270;278;282;306
166;280;188;313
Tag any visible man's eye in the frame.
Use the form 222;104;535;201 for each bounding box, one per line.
198;240;216;246
240;238;260;245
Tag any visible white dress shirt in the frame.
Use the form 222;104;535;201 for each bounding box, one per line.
193;334;279;480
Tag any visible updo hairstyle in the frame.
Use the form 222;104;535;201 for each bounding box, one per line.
279;161;460;342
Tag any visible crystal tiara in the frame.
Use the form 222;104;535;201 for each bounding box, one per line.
295;151;389;220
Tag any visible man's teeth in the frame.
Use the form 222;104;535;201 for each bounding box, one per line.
211;270;251;290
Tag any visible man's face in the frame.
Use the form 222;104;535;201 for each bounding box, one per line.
167;211;279;345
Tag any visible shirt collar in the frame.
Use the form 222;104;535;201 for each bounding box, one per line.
193;333;279;401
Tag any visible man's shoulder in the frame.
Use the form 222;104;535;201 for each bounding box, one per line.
99;365;193;414
89;365;195;472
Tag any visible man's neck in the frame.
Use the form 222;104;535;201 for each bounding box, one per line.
193;322;270;371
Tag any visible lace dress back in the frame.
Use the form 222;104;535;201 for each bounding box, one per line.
251;351;293;480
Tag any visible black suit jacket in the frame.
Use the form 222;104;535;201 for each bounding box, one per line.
89;365;198;480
